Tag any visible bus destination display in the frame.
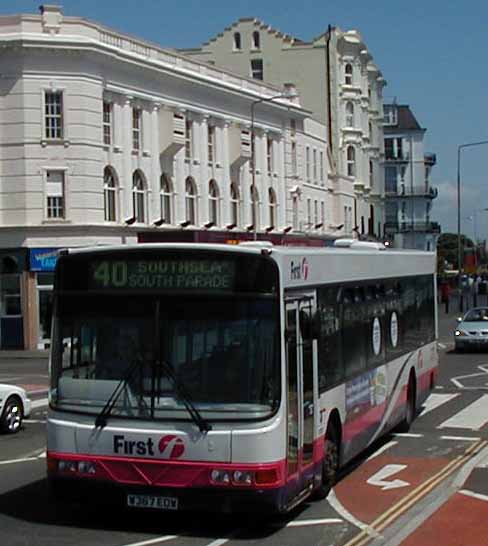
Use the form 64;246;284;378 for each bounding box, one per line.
90;259;235;291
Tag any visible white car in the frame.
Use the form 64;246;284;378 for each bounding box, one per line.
0;384;31;433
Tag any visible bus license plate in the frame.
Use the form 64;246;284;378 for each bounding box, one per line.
127;494;178;510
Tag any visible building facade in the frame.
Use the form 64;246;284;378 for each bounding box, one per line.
383;103;439;250
0;6;331;349
180;19;387;240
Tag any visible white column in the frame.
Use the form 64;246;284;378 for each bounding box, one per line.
122;96;133;220
150;103;161;222
277;137;286;228
221;121;231;226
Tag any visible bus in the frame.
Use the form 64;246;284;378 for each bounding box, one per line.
46;241;438;513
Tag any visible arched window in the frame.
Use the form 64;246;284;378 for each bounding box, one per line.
345;101;354;127
208;179;220;226
252;31;260;49
132;170;146;223
233;32;241;50
268;188;277;229
369;160;374;187
347;146;356;177
185;177;197;225
103;166;117;221
345;63;353;85
230;183;239;226
160;173;173;224
250;185;260;230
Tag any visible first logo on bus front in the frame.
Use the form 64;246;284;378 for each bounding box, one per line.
113;434;185;459
290;258;309;281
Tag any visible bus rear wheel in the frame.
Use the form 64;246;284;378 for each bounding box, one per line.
314;424;340;500
398;375;416;432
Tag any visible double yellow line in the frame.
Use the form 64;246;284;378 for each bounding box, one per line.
344;439;488;546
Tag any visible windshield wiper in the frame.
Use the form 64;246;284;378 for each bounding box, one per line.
95;359;142;429
157;359;212;433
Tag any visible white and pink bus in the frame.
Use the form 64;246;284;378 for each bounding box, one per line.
47;241;438;513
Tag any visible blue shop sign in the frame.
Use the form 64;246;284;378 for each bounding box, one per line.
30;248;59;272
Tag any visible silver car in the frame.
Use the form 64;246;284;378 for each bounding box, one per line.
454;307;488;352
0;384;31;433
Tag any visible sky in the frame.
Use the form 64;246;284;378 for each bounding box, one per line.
1;0;488;240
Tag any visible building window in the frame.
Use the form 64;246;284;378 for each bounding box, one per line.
346;146;356;177
369;160;374;187
306;146;311;180
208;179;220;226
292;196;299;230
291;141;297;176
268;188;277;228
290;119;296;138
251;59;264;80
46;170;65;219
160;173;173;224
320;151;324;184
345;101;354;127
103;101;112;146
314;200;319;226
233;32;241;50
132;170;146;223
383;104;398;126
267;136;273;174
207;124;215;164
321;201;325;229
251;185;260;229
313;149;317;182
185;119;192;160
185;177;197;225
369;122;373;143
103;166;117;221
252;31;260;49
307;199;312;229
230;183;240;226
132;108;141;151
345;63;353;85
45;90;63;140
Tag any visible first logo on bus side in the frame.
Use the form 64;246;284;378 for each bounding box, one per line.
290;258;309;281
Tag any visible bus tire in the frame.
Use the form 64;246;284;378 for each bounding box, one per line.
313;422;340;500
398;374;416;432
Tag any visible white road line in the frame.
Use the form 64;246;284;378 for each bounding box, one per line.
282;518;343;527
204;539;231;546
31;398;49;409
439;395;488;430
391;433;423;438
459;489;488;502
419;393;459;417
440;435;481;441
438;343;447;349
0;376;22;382
120;536;178;546
327;489;379;538
0;457;38;466
27;389;49;395
366;440;398;461
24;419;46;424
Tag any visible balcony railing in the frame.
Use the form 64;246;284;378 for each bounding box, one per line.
385;152;410;162
384;186;438;198
424;153;437;165
384;221;441;234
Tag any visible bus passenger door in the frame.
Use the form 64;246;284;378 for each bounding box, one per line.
285;296;316;502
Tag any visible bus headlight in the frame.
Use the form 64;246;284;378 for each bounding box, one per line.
232;470;253;485
210;469;230;485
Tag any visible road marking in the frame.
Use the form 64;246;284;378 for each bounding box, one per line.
459;489;488;502
327;489;379;538
366;441;397;461
440;435;481;441
0;457;38;466
31;398;49;409
343;439;488;546
27;388;49;395
0;376;22;382
391;433;423;438
120;536;178;546
451;364;488;389
24;419;46;424
439;395;488;430
204;539;231;546
367;464;410;491
282;518;343;527
437;343;446;349
419;393;459;417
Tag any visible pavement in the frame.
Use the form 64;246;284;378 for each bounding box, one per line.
0;350;49;360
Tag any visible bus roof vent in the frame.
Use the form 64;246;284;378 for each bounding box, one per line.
239;241;274;248
333;238;355;248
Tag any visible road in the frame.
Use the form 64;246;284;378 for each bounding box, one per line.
0;310;487;546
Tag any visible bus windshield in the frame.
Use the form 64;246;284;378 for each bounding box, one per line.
50;293;280;421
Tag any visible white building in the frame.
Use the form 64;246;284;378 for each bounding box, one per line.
180;19;387;240
0;5;331;350
383;103;439;250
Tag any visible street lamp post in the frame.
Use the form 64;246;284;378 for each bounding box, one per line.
457;140;488;282
250;88;297;241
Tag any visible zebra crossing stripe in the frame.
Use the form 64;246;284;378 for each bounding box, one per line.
419;393;459;417
439;395;488;430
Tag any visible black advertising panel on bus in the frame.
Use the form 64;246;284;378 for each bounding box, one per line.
55;249;279;295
